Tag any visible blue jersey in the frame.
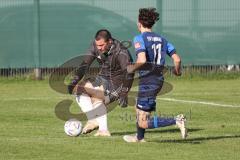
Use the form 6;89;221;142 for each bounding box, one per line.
133;32;176;111
133;32;176;66
133;32;176;81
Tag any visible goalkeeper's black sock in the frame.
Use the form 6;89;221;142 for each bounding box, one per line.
137;123;145;140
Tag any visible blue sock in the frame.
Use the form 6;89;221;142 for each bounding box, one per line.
147;116;176;129
137;123;145;140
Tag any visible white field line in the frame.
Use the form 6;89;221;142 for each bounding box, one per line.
1;97;240;108
158;97;240;108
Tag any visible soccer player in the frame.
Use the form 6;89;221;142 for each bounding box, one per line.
123;8;187;142
68;29;133;136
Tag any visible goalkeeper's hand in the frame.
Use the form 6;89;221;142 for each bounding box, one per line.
67;84;75;94
67;75;81;95
118;87;129;108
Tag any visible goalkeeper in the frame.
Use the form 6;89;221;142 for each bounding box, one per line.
68;29;134;136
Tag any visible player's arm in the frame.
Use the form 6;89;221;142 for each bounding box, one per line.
171;53;181;76
127;52;146;73
73;54;95;81
127;35;147;73
68;42;96;94
166;41;182;76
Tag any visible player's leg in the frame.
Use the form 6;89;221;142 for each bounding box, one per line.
83;80;105;100
124;109;187;142
76;92;99;134
89;76;124;136
74;75;112;135
75;80;104;134
124;97;187;142
137;106;187;139
91;97;111;137
83;77;111;136
123;107;148;143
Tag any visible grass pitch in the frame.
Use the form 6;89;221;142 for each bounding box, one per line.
0;76;240;160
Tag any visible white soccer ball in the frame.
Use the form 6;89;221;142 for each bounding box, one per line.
64;119;82;137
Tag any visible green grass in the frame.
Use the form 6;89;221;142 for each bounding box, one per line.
0;77;240;160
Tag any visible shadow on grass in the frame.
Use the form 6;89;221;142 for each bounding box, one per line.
112;128;240;144
150;134;240;144
111;128;203;136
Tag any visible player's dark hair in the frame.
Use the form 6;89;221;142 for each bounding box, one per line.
138;8;159;28
95;29;112;42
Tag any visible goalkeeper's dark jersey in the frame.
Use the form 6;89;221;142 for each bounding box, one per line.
76;39;133;89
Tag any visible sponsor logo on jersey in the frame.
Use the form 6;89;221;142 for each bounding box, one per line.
134;42;141;49
147;36;162;42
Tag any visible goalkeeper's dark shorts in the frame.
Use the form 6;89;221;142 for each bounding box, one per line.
87;75;122;104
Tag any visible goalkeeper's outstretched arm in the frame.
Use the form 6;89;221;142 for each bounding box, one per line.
68;42;96;94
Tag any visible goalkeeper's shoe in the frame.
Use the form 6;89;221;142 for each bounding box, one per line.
82;120;99;134
94;130;111;137
123;135;146;143
176;114;188;139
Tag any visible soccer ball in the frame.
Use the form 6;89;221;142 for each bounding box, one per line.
64;119;82;137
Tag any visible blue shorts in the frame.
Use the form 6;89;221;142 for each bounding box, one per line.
136;77;164;112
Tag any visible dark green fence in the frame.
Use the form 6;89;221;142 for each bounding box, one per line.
0;0;239;68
